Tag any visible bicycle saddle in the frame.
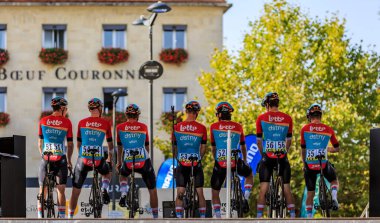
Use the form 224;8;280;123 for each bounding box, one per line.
43;151;53;156
188;156;198;162
130;150;140;156
274;150;285;156
231;149;241;156
88;148;98;154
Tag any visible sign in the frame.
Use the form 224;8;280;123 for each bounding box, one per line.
138;60;163;80
156;158;177;189
240;134;261;191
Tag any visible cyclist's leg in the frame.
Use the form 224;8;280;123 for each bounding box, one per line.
195;163;206;218
37;158;48;218
139;159;158;218
175;164;187;218
56;156;68;218
237;158;253;200
324;162;339;209
97;158;112;204
210;161;225;218
282;157;295;218
69;157;90;218
304;165;317;218
257;156;272;218
118;161;131;207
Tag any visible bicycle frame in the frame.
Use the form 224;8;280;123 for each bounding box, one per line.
89;150;102;218
231;150;244;218
39;152;56;218
184;156;198;218
127;150;140;219
267;151;286;218
316;154;332;217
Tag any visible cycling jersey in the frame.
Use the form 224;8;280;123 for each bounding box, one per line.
256;111;292;159
39;115;73;162
210;120;245;168
301;123;339;170
77;117;112;167
173;121;207;167
117;121;149;169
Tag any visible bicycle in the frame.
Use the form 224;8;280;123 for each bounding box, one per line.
314;152;332;217
266;150;286;218
183;156;198;218
38;151;56;218
88;148;102;218
126;149;140;218
230;150;245;218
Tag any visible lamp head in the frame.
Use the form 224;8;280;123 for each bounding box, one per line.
132;15;147;26
111;89;128;97
147;1;171;13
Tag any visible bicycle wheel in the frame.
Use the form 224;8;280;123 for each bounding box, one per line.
319;177;331;217
275;177;286;218
234;178;244;218
184;183;191;218
39;177;47;218
128;181;135;218
267;178;275;218
92;176;102;218
46;176;56;218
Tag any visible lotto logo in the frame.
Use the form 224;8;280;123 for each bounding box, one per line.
219;124;235;130
180;125;197;132
125;125;141;131
47;119;63;126
310;126;326;132
86;122;102;127
269;116;285;122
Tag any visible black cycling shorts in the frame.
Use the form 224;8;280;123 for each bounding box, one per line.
72;157;111;189
119;159;156;190
304;161;337;191
38;155;68;186
258;155;291;184
211;159;252;190
175;163;204;188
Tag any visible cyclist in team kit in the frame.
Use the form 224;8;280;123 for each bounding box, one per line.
37;96;73;218
256;92;296;218
301;103;340;217
173;100;208;218
68;98;113;218
210;102;253;218
116;104;159;218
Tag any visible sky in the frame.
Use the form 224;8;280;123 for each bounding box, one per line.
223;0;380;54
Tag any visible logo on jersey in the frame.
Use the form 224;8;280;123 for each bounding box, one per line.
86;122;102;128
47;119;63;126
269;116;285;122
309;134;326;141
45;128;63;135
124;125;141;131
180;125;197;132
310;126;326;132
219;124;236;130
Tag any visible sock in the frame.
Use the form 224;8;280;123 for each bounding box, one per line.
213;204;221;218
37;202;43;218
120;180;129;196
175;206;183;218
288;204;295;218
257;204;265;218
244;184;252;200
58;206;66;218
306;205;313;218
199;207;206;218
152;208;159;218
101;178;110;191
68;209;74;219
331;184;338;200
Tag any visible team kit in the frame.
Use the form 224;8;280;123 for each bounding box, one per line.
37;92;340;218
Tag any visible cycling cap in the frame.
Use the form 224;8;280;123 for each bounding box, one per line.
185;100;201;112
307;103;322;117
215;101;234;113
51;96;68;107
126;104;141;115
261;92;279;107
88;98;103;110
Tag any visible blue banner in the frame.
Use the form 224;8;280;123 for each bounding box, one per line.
240;134;262;191
156;158;177;189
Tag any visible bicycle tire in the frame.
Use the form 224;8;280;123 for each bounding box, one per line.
268;177;275;218
234;177;244;218
46;175;56;218
275;177;286;218
184;182;191;218
319;177;331;217
40;177;47;218
128;180;135;218
92;175;102;218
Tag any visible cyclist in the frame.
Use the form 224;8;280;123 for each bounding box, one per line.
301;103;340;217
68;98;113;219
173;100;208;218
210;102;253;218
256;92;296;218
116;104;159;218
38;96;73;218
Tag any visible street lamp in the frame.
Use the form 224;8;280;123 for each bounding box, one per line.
111;88;128;211
133;1;171;169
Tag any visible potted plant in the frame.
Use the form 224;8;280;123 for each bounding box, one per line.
159;48;188;65
98;48;129;65
0;49;9;66
39;48;68;65
0;112;10;127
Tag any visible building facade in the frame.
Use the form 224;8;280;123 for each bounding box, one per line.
0;0;229;178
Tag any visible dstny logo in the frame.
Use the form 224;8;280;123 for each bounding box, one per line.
47;119;62;126
86;122;102;127
125;125;141;131
219;124;236;130
310;126;326;132
269;116;285;122
180;125;197;132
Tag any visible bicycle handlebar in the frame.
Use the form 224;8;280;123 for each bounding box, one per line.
231;149;241;156
88;148;98;155
188;156;198;162
130;150;140;157
274;150;285;157
43;151;53;156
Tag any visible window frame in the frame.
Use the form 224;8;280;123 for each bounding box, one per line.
0;87;7;113
0;24;7;49
42;24;67;49
42;87;67;111
102;25;127;49
163;87;187;112
162;25;187;49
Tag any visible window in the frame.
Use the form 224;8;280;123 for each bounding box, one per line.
163;25;187;49
0;87;7;112
163;88;187;112
0;25;6;49
42;25;67;49
103;25;126;48
42;87;67;111
103;88;127;113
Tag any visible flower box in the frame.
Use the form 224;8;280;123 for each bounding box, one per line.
0;112;10;127
39;48;68;65
98;48;129;65
0;49;9;66
159;48;188;65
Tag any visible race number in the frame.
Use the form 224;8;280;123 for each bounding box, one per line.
124;148;145;160
81;145;103;157
178;153;199;162
265;141;286;151
44;143;64;154
217;149;226;159
306;149;327;161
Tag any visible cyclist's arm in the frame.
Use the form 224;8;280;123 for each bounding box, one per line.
107;141;113;162
173;145;177;160
67;140;73;162
328;146;339;153
117;145;123;165
211;146;216;159
200;144;206;160
257;138;263;155
241;144;247;162
301;148;306;163
328;128;340;153
286;138;292;152
38;138;43;156
256;117;263;155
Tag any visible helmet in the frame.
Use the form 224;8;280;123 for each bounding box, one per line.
51;96;68;107
261;92;279;107
88;98;103;110
307;103;322;118
125;104;141;115
215;101;234;113
185;100;201;112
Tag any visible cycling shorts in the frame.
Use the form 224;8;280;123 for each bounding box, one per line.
175;162;204;188
38;155;68;186
211;159;252;190
258;154;291;184
304;161;337;191
120;158;156;190
72;157;111;189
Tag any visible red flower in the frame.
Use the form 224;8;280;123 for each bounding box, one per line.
159;48;188;65
39;48;68;65
0;49;10;66
0;112;10;127
98;48;129;65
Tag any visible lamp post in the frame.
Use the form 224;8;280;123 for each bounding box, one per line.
133;1;171;169
111;88;128;211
